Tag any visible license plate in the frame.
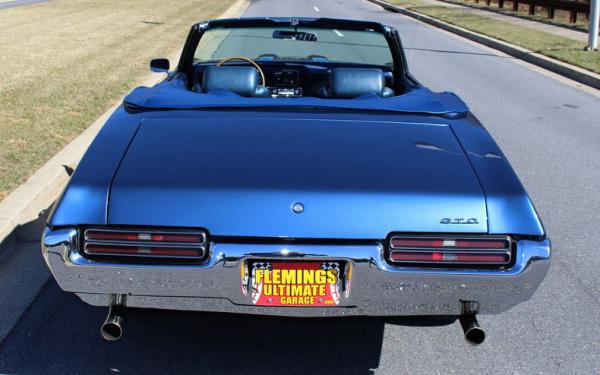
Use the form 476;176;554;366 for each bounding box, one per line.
244;261;342;307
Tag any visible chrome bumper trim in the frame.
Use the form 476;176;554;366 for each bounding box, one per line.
42;227;550;316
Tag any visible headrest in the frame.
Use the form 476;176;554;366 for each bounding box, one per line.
202;66;259;97
330;68;387;98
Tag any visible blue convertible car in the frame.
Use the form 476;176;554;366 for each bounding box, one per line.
42;17;550;344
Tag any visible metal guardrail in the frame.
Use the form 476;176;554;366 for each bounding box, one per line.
467;0;590;23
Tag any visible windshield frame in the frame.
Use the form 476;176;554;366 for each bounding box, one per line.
192;26;394;66
177;17;407;83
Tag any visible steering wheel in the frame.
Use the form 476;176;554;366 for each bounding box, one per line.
216;56;266;85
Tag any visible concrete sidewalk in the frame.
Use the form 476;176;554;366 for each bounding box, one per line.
419;0;588;42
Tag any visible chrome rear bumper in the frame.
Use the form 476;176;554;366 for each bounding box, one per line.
42;227;550;316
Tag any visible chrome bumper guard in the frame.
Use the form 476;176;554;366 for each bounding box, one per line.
42;227;550;316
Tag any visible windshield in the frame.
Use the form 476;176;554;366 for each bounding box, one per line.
194;26;394;66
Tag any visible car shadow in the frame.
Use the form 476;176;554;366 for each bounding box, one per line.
0;282;385;374
123;307;386;374
0;281;459;374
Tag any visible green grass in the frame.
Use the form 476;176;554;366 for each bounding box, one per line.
440;0;590;31
0;0;234;200
388;0;600;74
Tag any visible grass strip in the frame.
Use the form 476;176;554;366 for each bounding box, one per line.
388;0;600;74
0;0;234;200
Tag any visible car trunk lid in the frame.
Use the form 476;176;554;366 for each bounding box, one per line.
108;116;487;238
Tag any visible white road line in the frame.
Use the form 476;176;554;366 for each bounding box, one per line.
313;6;320;11
333;29;344;37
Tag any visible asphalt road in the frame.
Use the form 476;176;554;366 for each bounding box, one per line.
1;0;600;373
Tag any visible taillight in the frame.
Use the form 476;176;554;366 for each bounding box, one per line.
84;228;207;260
388;236;512;266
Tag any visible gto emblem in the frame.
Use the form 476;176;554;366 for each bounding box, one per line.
440;218;479;224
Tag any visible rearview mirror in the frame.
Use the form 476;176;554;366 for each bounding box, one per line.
272;30;317;42
150;58;169;73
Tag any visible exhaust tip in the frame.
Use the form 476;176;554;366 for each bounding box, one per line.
101;321;123;341
459;301;485;345
101;295;126;341
464;325;485;345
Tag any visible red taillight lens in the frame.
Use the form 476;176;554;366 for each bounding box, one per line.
85;231;204;243
390;238;508;249
389;236;512;266
85;244;202;257
390;238;445;248
389;251;509;263
84;228;207;260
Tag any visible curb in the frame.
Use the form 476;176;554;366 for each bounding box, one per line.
0;0;250;254
366;0;600;90
0;100;117;250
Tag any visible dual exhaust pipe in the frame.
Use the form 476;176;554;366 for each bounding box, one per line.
99;296;485;344
460;301;485;345
460;314;485;345
101;295;125;341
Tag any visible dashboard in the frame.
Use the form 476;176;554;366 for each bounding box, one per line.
269;69;303;97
